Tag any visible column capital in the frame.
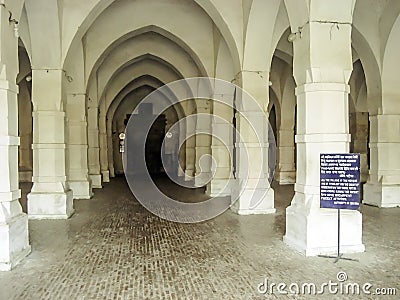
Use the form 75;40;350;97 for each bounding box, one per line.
67;93;86;96
235;142;270;148
295;82;349;95
295;133;351;143
279;129;294;134
0;79;18;93
235;69;269;78
31;68;64;73
32;110;65;117
66;93;87;104
87;106;99;111
68;120;87;126
0;189;21;202
0;135;20;146
236;110;268;118
369;113;400;118
292;18;353;86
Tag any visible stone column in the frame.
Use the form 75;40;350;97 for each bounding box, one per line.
106;123;115;178
177;124;186;178
232;111;275;214
194;99;212;188
87;105;102;188
209;98;234;197
284;5;364;255
27;69;74;219
0;5;31;269
185;144;196;180
113;120;125;174
231;71;275;215
276;128;296;184
276;78;296;184
184;104;196;181
0;80;31;270
99;112;110;182
363;114;400;207
66;93;92;199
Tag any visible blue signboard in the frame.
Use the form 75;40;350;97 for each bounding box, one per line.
320;153;361;210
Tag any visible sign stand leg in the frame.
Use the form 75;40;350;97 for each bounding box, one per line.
318;209;358;263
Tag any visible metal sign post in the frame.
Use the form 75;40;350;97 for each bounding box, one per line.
319;153;361;263
318;209;358;263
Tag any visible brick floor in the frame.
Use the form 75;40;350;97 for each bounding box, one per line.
0;177;399;299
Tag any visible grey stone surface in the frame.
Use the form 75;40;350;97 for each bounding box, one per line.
0;178;398;299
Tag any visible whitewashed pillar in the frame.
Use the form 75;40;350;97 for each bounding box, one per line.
364;114;400;207
276;81;296;184
276;128;296;184
184;102;196;181
0;3;31;270
66;93;92;199
106;121;115;178
87;105;102;188
194;99;212;188
231;71;275;215
27;69;74;219
284;1;364;255
209;96;234;196
99;109;110;183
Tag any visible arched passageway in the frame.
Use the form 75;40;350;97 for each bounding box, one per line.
1;0;400;281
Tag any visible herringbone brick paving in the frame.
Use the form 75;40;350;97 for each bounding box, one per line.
0;178;398;299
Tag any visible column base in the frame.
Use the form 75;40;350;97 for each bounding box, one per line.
0;214;31;271
19;170;32;183
363;183;400;208
194;172;212;188
184;169;194;182
102;171;110;183
284;193;365;256
27;190;74;219
69;181;93;199
231;187;275;215
275;171;296;185
208;178;232;197
178;167;185;177
90;174;102;188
